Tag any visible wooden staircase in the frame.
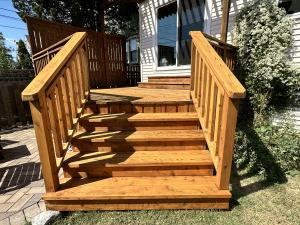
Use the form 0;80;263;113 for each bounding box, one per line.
44;98;231;210
22;32;245;211
138;76;191;90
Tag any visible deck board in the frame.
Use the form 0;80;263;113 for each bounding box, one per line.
90;87;191;103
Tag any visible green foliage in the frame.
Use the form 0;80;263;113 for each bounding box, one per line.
0;32;15;69
233;0;300;121
12;0;139;37
105;4;139;37
16;39;33;69
234;116;300;181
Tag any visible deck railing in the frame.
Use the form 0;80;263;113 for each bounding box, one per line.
204;33;237;71
190;31;246;190
32;36;72;75
22;32;89;192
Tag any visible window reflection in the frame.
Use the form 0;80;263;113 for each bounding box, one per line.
158;2;177;66
178;0;205;65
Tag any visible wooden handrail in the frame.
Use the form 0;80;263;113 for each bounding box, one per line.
23;32;87;101
191;32;245;99
190;31;246;190
22;32;90;192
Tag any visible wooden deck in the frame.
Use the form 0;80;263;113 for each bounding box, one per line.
22;31;245;211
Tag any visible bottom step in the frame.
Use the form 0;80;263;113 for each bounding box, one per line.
44;176;231;210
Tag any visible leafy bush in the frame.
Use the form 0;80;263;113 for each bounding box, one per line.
233;0;300;178
233;0;299;121
234;117;300;181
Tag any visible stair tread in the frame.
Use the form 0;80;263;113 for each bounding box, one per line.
80;112;198;122
73;130;205;142
43;176;231;200
139;82;190;85
64;150;213;168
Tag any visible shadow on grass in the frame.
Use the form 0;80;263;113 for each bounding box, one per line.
230;123;288;208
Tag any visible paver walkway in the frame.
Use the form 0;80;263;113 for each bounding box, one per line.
0;127;45;225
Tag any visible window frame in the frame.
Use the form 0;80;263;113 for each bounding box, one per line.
154;0;210;71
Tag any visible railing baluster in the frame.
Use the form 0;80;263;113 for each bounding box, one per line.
55;84;68;143
189;31;246;191
60;74;73;130
47;91;63;158
66;67;77;120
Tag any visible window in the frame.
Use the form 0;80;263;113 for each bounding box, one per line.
157;2;177;66
278;0;300;14
126;37;138;64
178;0;206;65
157;0;206;67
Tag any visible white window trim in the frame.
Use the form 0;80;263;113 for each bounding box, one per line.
154;0;212;72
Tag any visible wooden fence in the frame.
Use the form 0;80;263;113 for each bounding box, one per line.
0;70;34;129
126;64;141;86
27;17;129;88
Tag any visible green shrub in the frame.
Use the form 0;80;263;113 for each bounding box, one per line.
233;0;300;122
234;116;300;181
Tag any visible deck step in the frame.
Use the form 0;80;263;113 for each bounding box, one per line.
138;82;190;90
71;130;206;152
78;113;200;131
148;76;191;84
63;150;214;177
43;176;231;210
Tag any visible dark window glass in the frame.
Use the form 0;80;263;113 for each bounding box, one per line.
279;0;300;14
126;38;138;63
178;0;205;65
158;2;177;67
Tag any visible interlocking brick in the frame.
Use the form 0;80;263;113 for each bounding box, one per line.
23;204;40;222
8;194;33;212
9;211;25;225
0;203;13;213
27;187;45;194
0;218;10;225
38;201;46;212
7;188;29;203
0;196;12;204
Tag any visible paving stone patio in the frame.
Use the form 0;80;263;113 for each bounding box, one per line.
0;127;46;225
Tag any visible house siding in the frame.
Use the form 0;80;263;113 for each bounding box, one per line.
139;0;300;129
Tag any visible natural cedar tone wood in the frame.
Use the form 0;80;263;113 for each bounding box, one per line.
190;32;245;99
55;85;68;142
220;0;231;43
148;76;191;84
60;75;72;130
22;32;87;101
72;130;205;143
43;176;231;201
45;200;229;211
29;95;59;192
216;98;239;190
138;82;190;90
65;67;77;118
47;92;63;158
63;150;213;168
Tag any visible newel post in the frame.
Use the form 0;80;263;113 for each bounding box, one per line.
216;97;239;190
29;93;59;192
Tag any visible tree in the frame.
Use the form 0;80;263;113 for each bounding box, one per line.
12;0;139;36
0;32;15;69
233;0;300;122
16;39;33;69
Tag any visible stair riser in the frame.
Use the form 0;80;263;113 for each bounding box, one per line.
78;120;199;132
148;77;191;83
45;199;230;211
138;83;190;90
84;102;195;114
63;166;214;178
72;141;207;152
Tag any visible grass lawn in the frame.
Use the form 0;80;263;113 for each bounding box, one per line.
45;170;300;225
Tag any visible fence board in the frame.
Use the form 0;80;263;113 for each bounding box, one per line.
27;17;137;88
0;70;34;129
